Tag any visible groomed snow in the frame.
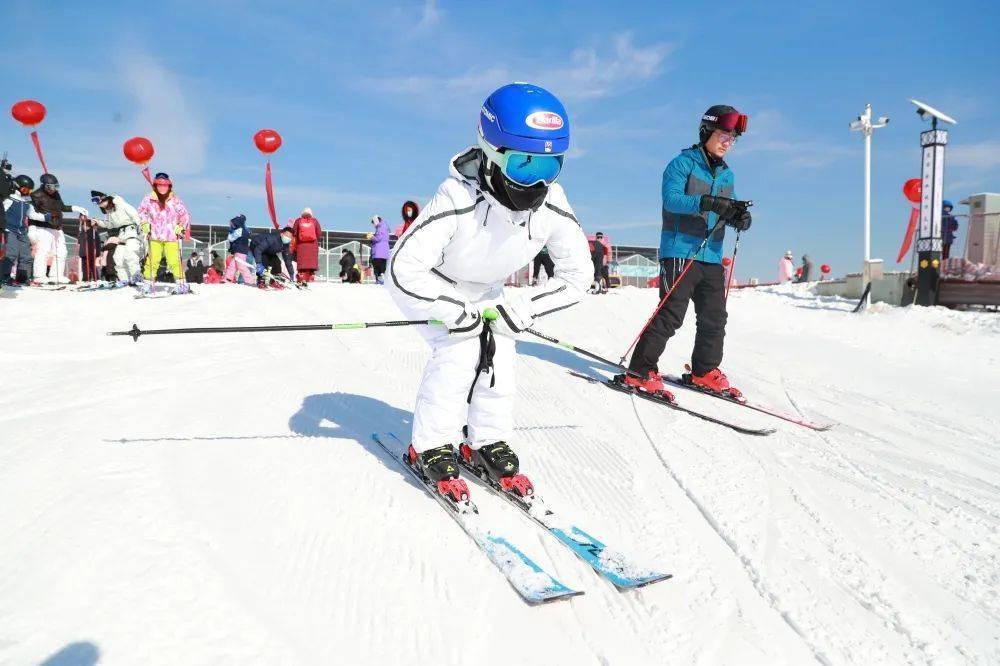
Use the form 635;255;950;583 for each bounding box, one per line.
1;282;997;665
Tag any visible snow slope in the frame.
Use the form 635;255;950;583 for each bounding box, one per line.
0;282;997;665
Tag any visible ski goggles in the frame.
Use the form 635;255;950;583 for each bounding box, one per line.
706;111;749;135
479;137;564;186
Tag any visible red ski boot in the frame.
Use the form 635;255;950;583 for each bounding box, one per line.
686;367;744;401
407;444;470;503
459;442;534;500
620;371;676;402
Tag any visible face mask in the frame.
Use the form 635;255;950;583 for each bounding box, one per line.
486;162;548;212
282;235;292;245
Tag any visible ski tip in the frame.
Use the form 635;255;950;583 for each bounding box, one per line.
614;572;673;590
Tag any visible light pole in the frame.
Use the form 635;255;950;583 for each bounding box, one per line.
850;104;889;308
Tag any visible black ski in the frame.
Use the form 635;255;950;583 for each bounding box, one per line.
569;371;775;436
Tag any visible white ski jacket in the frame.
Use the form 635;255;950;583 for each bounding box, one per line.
93;196;142;243
388;147;593;323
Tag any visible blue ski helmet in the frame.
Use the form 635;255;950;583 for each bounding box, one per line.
478;83;570;155
942;200;954;210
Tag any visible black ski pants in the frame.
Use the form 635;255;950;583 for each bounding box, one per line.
532;252;555;280
628;258;727;377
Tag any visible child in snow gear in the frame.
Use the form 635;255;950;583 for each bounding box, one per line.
91;191;144;285
138;173;190;288
251;226;296;288
368;215;389;284
386;82;592;503
291;208;321;282
626;105;752;400
29;173;89;284
223;214;255;285
339;248;361;283
2;175;51;285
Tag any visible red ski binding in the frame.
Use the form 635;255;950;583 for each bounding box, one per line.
499;474;534;499
436;478;470;503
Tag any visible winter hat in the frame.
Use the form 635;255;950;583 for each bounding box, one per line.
371;215;382;225
784;250;793;258
153;172;171;186
230;214;246;225
302;207;313;217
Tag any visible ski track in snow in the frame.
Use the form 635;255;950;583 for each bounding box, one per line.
0;282;997;665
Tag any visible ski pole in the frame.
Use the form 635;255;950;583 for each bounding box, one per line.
725;230;742;300
525;328;644;380
109;318;444;342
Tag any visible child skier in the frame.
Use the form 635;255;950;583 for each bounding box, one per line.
90;191;144;285
137;172;191;293
385;82;591;503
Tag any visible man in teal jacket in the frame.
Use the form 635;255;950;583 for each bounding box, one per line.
625;105;752;399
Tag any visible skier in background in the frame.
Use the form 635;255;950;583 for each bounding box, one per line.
30;173;89;284
223;214;255;285
778;251;795;282
250;226;296;289
138;172;191;294
624;105;752;400
386;82;591;504
590;232;610;292
797;254;813;282
292;208;321;282
91;191;144;285
368;215;390;284
2;175;51;286
942;200;959;259
531;246;555;286
397;200;420;237
339;247;361;283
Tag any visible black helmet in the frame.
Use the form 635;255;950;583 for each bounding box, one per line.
40;173;59;186
14;175;34;192
699;104;748;144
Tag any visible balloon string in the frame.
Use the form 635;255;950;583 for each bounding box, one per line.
265;160;279;229
30;131;48;174
141;167;153;186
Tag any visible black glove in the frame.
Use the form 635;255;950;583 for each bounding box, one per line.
728;209;752;232
700;195;739;220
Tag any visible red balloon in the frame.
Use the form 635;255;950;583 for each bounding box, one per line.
254;129;282;154
721;257;732;267
902;178;922;204
821;264;831;274
11;99;46;126
123;137;155;165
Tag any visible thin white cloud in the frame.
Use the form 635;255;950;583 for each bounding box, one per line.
948;141;1000;169
120;52;209;175
415;0;441;32
740;109;852;168
362;33;673;104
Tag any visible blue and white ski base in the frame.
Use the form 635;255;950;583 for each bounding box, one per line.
462;468;673;589
371;433;581;605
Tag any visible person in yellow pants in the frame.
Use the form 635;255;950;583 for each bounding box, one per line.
137;172;192;294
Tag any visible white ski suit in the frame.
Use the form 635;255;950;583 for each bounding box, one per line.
386;148;592;453
93;196;144;280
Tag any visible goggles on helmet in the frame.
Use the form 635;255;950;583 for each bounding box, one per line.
478;135;564;187
705;111;748;135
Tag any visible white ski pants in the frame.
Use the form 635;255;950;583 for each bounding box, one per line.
390;282;516;453
113;238;143;281
28;226;67;282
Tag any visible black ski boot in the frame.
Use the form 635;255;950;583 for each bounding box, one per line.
460;441;534;499
407;444;469;503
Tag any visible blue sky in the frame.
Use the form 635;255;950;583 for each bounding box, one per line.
4;0;998;280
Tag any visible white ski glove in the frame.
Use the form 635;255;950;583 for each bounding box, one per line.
491;295;535;337
71;205;89;218
441;300;485;340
